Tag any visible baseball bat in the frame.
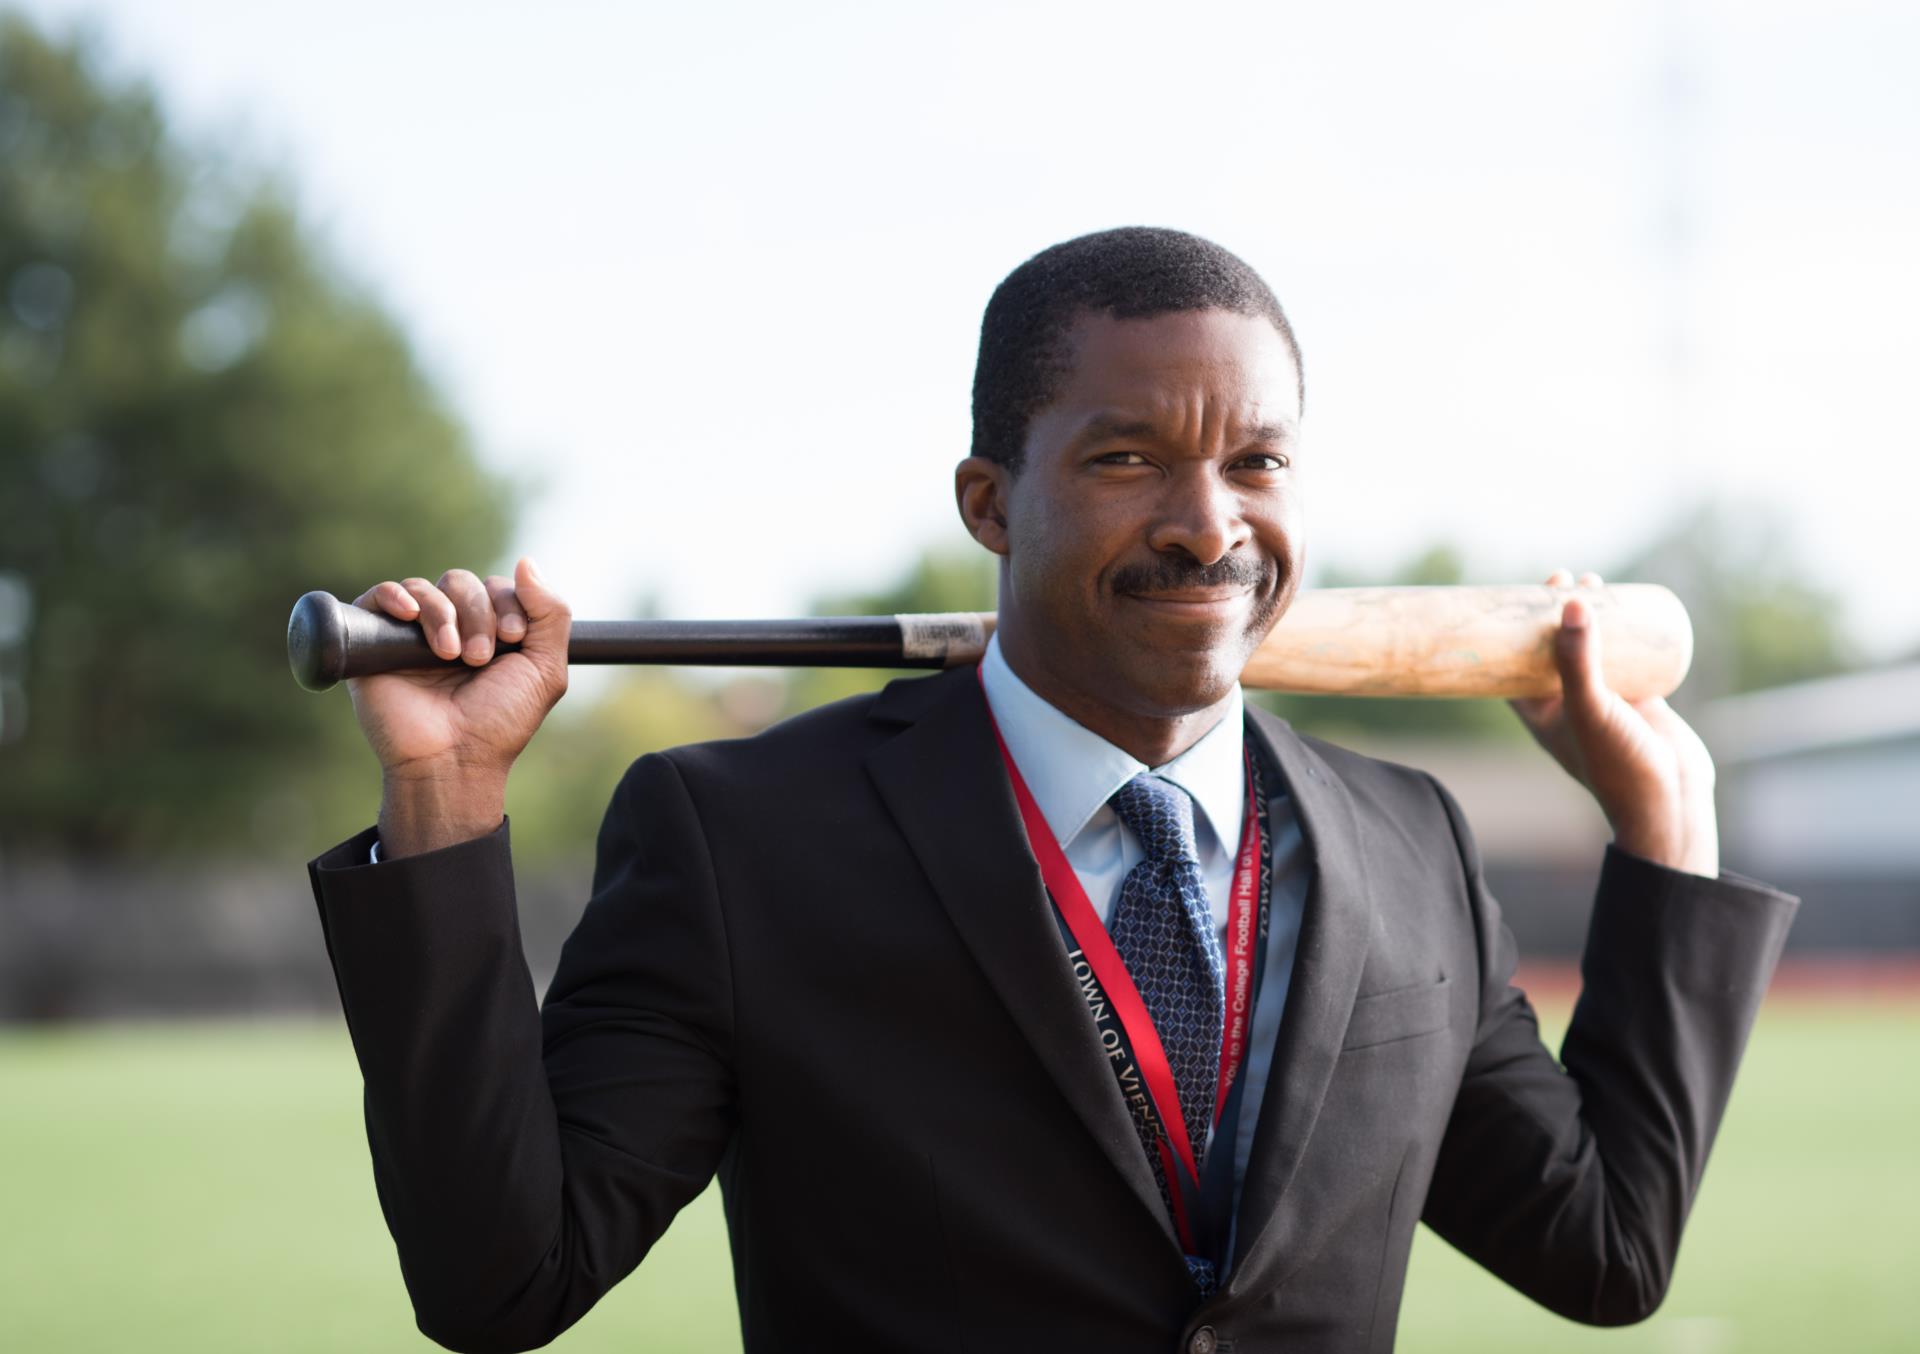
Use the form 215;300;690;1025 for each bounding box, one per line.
287;584;1692;700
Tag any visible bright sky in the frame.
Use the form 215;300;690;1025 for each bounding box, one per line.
25;0;1920;659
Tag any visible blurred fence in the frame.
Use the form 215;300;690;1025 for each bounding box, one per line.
3;849;1914;1025
0;853;588;1022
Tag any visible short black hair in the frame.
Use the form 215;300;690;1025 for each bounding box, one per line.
970;226;1303;470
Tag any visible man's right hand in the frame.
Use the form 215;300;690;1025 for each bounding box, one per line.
346;556;571;858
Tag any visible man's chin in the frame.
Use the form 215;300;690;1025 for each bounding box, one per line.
1106;640;1251;718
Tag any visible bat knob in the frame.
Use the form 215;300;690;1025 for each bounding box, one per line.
288;591;351;692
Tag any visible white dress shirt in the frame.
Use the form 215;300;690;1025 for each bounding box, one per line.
979;632;1308;1232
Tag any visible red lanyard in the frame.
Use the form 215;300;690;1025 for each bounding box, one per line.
983;687;1264;1198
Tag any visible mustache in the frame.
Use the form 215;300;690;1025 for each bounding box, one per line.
1109;553;1275;597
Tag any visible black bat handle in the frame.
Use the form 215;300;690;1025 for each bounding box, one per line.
288;591;980;691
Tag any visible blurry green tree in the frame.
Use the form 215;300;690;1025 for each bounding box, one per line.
0;17;512;855
496;549;991;864
504;666;767;864
780;542;996;716
1608;500;1857;708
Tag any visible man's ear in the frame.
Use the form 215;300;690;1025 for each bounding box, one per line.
954;456;1013;557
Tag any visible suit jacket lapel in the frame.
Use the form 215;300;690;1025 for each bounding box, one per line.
1226;706;1377;1292
863;668;1181;1253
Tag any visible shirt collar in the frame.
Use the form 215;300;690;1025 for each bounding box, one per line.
979;632;1246;855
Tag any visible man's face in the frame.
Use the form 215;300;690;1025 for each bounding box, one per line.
962;307;1305;719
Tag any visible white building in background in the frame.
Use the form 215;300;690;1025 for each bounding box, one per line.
1330;663;1920;956
1687;663;1920;955
1700;663;1920;878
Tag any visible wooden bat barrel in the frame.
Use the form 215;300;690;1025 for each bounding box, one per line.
1244;583;1692;699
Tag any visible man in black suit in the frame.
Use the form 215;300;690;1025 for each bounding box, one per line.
309;227;1797;1353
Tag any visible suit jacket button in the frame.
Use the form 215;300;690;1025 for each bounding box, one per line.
1188;1327;1218;1354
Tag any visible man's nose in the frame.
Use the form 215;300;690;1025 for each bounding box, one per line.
1146;469;1251;567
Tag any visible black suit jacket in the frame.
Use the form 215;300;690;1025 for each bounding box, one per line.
308;666;1799;1353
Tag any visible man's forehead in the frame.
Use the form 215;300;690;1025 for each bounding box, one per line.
1056;308;1301;417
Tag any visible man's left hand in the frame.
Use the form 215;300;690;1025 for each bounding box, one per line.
1508;569;1720;878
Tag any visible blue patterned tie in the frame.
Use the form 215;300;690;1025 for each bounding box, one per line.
1106;774;1227;1179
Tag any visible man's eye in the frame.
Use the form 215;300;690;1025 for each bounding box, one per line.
1096;451;1150;466
1237;452;1290;471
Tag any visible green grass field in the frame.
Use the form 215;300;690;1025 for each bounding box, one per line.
4;1000;1915;1353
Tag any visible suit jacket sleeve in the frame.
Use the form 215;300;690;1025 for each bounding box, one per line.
1416;773;1798;1326
307;752;735;1353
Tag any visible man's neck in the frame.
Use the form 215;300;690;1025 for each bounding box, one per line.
996;634;1237;769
